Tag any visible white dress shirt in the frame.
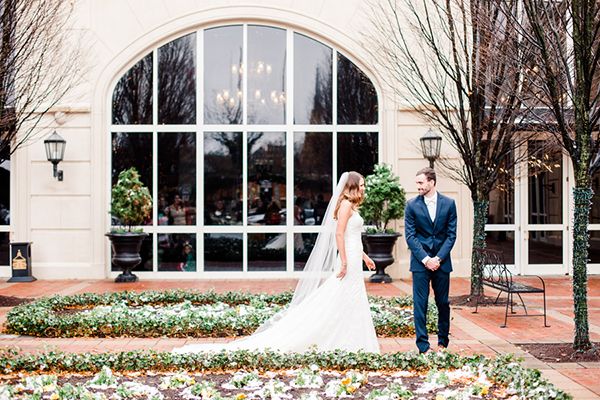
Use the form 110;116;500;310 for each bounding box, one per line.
425;192;438;222
421;192;438;266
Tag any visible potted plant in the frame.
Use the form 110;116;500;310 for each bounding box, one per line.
106;167;152;282
361;164;406;283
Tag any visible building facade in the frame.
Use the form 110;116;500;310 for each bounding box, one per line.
0;1;599;279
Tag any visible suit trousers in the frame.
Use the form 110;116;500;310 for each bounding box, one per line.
412;269;450;353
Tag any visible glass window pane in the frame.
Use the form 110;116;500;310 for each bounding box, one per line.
158;133;196;225
158;33;196;124
204;132;242;225
248;25;286;124
248;233;286;271
0;160;9;225
0;232;8;266
590;231;600;263
204;233;242;271
337;132;378;180
111;235;153;271
485;231;515;264
488;160;514;224
294;233;317;271
294;33;332;124
294;132;332;225
591;169;600;224
158;233;196;271
529;231;562;264
112;133;153;226
248;132;286;225
112;53;153;124
528;141;562;224
337;53;378;125
204;26;243;124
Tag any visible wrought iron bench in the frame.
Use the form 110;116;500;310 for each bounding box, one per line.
473;248;549;328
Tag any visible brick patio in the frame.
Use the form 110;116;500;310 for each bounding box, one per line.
0;276;598;399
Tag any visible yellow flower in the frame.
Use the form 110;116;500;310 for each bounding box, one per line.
347;386;357;393
50;393;60;400
481;386;489;396
235;394;247;400
341;378;352;386
435;395;446;400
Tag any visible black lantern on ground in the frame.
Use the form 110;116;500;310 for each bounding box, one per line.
420;128;442;168
44;131;66;181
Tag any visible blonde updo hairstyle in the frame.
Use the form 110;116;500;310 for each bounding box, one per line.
334;171;365;220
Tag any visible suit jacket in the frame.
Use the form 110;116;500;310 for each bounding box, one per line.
404;192;457;273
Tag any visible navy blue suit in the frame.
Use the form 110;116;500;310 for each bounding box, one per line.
404;192;457;353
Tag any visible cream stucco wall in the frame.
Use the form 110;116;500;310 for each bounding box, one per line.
5;0;473;279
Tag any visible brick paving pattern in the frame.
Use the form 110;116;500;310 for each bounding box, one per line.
0;276;598;398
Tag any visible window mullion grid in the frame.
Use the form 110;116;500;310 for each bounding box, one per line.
152;48;159;272
241;24;249;272
332;49;338;189
197;28;204;273
285;28;294;272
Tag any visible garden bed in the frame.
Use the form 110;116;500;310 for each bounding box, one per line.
4;290;438;338
0;349;571;399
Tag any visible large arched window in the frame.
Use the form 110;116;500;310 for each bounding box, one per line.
110;24;379;275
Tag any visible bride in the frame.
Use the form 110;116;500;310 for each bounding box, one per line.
173;171;380;354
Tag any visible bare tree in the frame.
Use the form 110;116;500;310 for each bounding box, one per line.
364;0;536;299
506;0;600;351
0;0;80;164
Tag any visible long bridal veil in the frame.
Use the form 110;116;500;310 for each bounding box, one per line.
253;172;349;333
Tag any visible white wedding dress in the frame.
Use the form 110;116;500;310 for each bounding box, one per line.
173;211;380;354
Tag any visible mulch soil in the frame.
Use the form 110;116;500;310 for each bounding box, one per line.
517;342;600;363
0;371;508;399
0;296;33;307
449;294;513;308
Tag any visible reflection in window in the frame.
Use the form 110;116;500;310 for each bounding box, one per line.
0;232;8;266
528;141;562;225
485;231;515;264
112;235;153;271
158;33;196;124
112;133;153;226
158;233;196;271
529;231;562;264
337;132;378;180
204;233;242;271
294;233;317;271
112;53;153;124
158;133;196;225
337;53;378;124
591;169;600;224
0;160;9;225
294;132;332;225
248;26;286;124
488;156;514;224
248;132;286;225
204;132;242;225
248;233;286;271
204;26;243;124
294;33;332;124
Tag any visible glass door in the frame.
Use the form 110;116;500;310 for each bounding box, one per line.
522;140;569;275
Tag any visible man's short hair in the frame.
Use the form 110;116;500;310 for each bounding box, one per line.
416;167;436;184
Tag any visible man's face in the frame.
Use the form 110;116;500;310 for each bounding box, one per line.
415;174;435;196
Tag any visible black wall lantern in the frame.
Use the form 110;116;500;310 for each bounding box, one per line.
420;128;442;169
44;131;66;181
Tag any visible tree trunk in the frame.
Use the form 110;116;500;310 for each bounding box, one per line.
572;185;592;350
470;199;489;297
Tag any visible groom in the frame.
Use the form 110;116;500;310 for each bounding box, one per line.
405;167;457;354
